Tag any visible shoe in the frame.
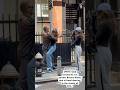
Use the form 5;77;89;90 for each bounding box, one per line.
42;71;46;74
47;68;54;73
53;66;57;70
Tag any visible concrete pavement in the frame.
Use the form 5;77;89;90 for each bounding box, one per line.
35;55;85;84
35;55;85;90
35;79;85;90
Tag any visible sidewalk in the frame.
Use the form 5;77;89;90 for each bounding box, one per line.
35;66;85;84
35;67;63;83
35;56;85;84
35;79;85;90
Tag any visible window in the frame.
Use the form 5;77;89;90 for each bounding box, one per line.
36;0;49;21
37;3;48;17
35;0;50;43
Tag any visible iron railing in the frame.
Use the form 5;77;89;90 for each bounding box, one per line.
0;14;18;42
0;14;18;70
35;32;72;65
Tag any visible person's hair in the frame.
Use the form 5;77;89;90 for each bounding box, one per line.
52;29;58;37
43;26;49;32
96;11;116;32
20;1;34;14
20;1;28;14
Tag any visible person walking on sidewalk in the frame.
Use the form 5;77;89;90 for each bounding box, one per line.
46;29;58;72
71;27;84;74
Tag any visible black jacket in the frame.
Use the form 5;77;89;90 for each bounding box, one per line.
96;23;112;47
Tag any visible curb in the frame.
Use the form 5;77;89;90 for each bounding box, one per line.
35;76;58;84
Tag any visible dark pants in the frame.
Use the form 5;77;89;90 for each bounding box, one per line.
42;44;49;65
27;58;35;90
19;59;29;90
95;46;112;90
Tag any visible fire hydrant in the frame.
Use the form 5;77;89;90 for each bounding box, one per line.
35;52;43;77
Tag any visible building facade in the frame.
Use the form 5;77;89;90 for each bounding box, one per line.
35;0;84;43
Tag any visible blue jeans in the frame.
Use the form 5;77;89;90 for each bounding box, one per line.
46;44;56;70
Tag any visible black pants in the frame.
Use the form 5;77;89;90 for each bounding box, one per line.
19;58;29;90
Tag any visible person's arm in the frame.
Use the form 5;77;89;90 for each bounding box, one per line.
80;32;85;41
50;34;58;41
41;31;50;37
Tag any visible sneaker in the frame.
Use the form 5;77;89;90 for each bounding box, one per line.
53;66;57;70
42;71;46;74
47;68;54;73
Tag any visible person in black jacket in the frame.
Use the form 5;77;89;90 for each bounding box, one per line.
94;3;115;90
71;27;84;74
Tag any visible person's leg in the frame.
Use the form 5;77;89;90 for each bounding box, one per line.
46;44;56;71
75;46;79;71
100;47;112;90
52;54;56;69
27;58;35;90
75;46;82;73
95;47;112;90
95;61;102;90
19;59;29;90
42;45;47;65
95;50;103;90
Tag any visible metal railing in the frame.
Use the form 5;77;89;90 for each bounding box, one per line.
0;14;18;70
0;14;18;42
35;30;72;44
35;31;73;65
